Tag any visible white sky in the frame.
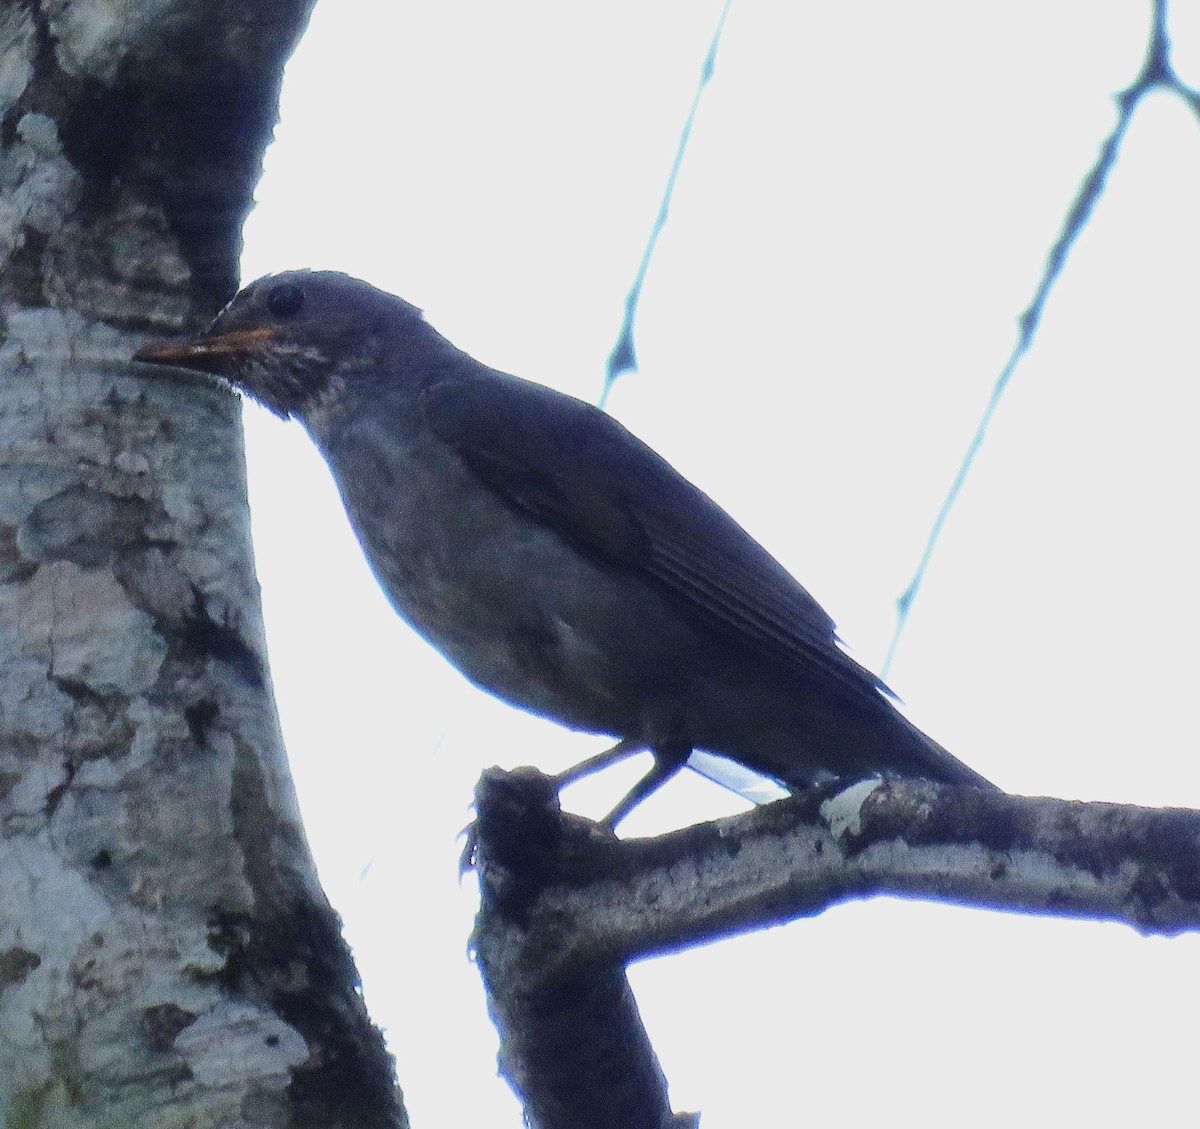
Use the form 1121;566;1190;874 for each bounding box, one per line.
239;4;1200;1126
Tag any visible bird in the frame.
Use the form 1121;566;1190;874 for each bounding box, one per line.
134;270;996;825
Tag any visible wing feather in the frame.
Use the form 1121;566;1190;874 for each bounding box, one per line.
423;372;886;705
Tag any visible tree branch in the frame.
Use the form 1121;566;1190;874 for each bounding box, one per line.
471;769;698;1129
884;0;1200;673
472;767;1200;1125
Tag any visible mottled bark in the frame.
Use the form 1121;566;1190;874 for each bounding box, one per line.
473;768;1200;1126
0;4;404;1126
472;769;698;1129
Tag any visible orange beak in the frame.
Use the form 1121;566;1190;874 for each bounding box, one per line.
133;326;276;367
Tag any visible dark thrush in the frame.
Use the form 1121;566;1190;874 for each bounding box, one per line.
134;271;995;823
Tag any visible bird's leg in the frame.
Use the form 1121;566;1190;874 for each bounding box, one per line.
552;737;646;789
553;739;693;828
599;742;692;829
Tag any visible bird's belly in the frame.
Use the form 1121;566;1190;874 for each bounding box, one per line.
331;436;684;738
375;536;676;736
319;424;884;786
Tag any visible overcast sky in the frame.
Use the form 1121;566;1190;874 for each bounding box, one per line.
239;4;1200;1125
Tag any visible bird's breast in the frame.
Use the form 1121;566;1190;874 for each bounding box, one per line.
312;417;676;736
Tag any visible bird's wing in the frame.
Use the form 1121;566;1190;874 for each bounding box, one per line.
421;373;885;703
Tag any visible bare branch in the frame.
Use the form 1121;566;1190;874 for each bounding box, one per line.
884;0;1200;674
601;0;733;408
473;767;1200;1124
471;769;698;1129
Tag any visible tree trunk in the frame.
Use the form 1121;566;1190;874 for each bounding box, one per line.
0;4;405;1125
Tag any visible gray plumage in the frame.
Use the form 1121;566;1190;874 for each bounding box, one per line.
135;270;995;819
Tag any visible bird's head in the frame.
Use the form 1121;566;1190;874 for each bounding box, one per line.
133;270;426;419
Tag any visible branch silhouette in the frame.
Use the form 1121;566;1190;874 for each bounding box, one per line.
883;0;1200;675
601;0;733;409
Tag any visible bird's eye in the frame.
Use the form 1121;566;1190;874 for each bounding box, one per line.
266;283;305;319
